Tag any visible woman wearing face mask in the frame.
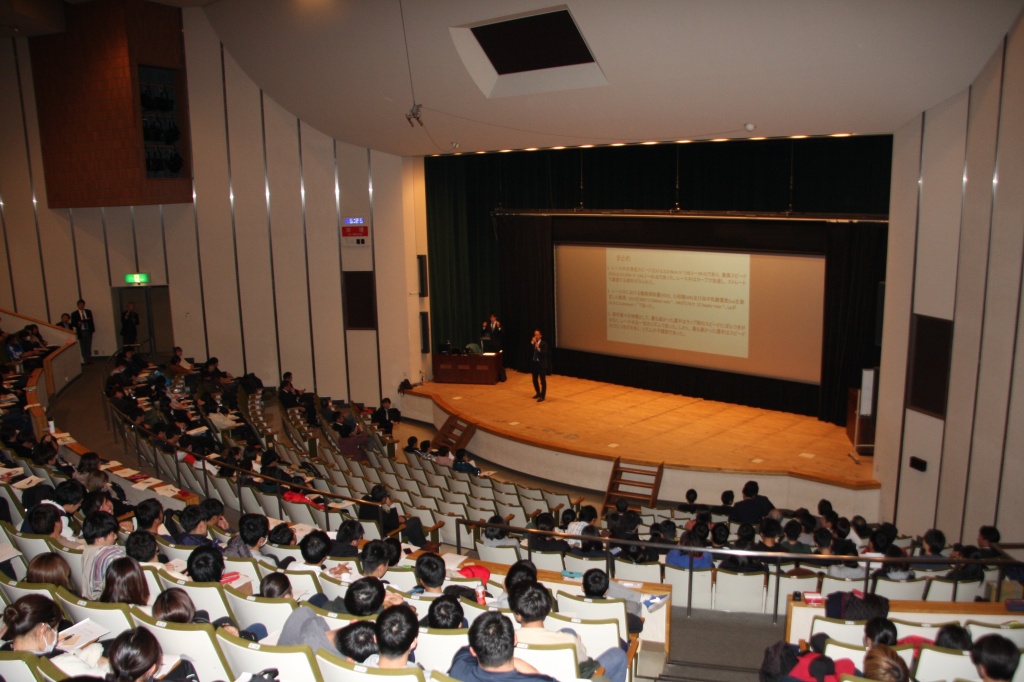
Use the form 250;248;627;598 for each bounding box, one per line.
0;595;108;675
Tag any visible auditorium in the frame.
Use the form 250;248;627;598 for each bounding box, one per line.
0;3;1023;679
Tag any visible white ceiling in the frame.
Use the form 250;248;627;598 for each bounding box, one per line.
200;0;1024;158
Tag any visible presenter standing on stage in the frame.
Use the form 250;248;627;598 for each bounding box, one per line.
530;329;550;402
482;313;507;382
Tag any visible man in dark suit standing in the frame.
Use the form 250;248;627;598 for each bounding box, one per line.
70;299;95;364
120;301;139;349
530;329;550;402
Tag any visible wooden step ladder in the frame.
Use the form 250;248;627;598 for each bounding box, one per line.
602;457;663;516
432;415;477;452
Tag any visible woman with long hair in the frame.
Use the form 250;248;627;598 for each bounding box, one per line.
26;552;77;595
99;557;151;609
106;627;198;682
1;595;107;675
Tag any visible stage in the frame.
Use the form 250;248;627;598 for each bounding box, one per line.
401;369;882;518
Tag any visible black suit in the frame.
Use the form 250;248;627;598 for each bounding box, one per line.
482;320;507;382
530;337;550;399
120;309;139;347
70;308;95;362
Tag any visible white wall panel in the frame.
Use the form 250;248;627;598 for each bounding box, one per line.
224;51;277;381
971;17;1024;535
264;95;312;388
371;150;415;401
162;203;207;359
337;142;372;272
875;114;922;522
897;409;944;536
70;208;117;359
133;205;167;286
913;92;969;320
346;328;380;407
105;207;137;291
184;8;243;371
300;123;347;398
937;48;1003;541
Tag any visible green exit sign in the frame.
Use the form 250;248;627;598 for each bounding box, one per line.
125;273;150;285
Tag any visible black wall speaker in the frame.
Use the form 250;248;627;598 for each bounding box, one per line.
419;312;430;353
417;255;428;297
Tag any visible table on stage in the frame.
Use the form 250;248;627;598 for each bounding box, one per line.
432;353;501;384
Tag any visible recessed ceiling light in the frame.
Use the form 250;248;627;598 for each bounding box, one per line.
525;147;538;151
711;138;728;142
790;135;808;139
830;133;853;137
476;151;486;154
676;140;692;144
641;141;658;145
551;146;566;150
611;143;625;147
499;149;513;153
579;144;594;148
749;136;767;141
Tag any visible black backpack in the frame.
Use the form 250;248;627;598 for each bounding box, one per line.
759;640;799;682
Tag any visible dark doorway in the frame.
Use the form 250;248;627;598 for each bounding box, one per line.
112;286;175;357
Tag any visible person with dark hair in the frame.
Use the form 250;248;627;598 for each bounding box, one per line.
678;488;702;514
529;330;550;402
177;505;219;548
24;480;85;543
384;536;403;567
779;520;812;554
827;539;864;578
978;526;1002;560
134;499;171;541
226;513;271;560
186;545;224;583
972;634;1021;682
81;511;125;600
872;545;914;581
863;617;898;647
851;515;872;550
330;519;364;557
529;512;570;553
448;611;556;682
125;530;185;580
413;552;446;596
510;581;627;682
335;620;378;663
492;559;538;609
482;514;520;547
666;529;713;570
424;594;466;629
296;530;349;578
582;568;643;635
710;522;731;550
729;480;774;524
199;498;230;533
0;595;107;675
711;490;735;516
754;518;784;553
358;484;429;548
569;525;611;559
717;540;767;574
152;586;265;644
343;576;396;616
453;448;482;476
258;572;293;599
27;552;76;595
371;397;400;435
100;557;150;608
369;604;421;670
360;539;391;579
935;624;973;651
268;522;296;547
912;528;949;569
29;503;82;550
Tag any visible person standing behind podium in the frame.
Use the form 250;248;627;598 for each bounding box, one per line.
482;313;507;382
530;329;550;402
70;299;95;364
120;301;139;348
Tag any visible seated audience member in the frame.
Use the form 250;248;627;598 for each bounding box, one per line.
863;617;898;647
81;511;126;600
200;497;231;533
0;595;107;676
279;602;346;656
453;448;482;476
125;530;187;581
412;552;446;596
153;585;265;641
564;504;595;543
862;645;909;682
176;504;221;548
912;528;949;569
935;624;973;651
779;520;812;554
729;480;774;524
945;545;985;582
754;518;784;553
709;523;731;551
569;525;612;559
259;572;293;599
978;526;1001;560
873;546;914;581
529;512;570;554
432;445;454;468
448;611;557;682
666;529;713;570
510;581;627;682
678;488;704;514
371;397;400;434
850;515;872;549
330;519;364;558
711;490;734;516
360;539;392;580
734;523;756;546
833;517;851;541
482;514;520;547
826;539;864;578
717;540;767;574
367;604;421;670
225;513;270;560
972;635;1021;682
358;484;429;548
106;627;197;682
135;498;172;541
28;504;82;550
26;552;77;596
343;576;402;616
268;522;296;547
423;594;467;629
186;545;225;583
296;530;349;578
582;568;643;635
336;619;378;663
100;557;151;610
492;559;538;609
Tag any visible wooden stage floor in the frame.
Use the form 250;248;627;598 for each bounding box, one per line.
408;369;879;489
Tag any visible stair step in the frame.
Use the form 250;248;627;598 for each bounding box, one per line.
609;491;650;500
612;478;654;488
618;465;659;475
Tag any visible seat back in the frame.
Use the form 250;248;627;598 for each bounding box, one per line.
7;531;55;564
53;586;133;640
808;615;868;646
714;569;767;613
926;577;983;602
155;573;232;621
153;537;197;564
770;573;821;616
545;612;620;658
528;550;565;572
131;607;233;682
0;577;57;607
459;597;513;627
49;544;84;594
663;565;713;610
966;621;1024;648
477;544;520;565
613;558;661;583
914;644;979;682
871;576;929;601
0;651;46;682
565;554;609;575
514;642;579;682
216;628;324;682
822;639;868;664
890;618;960;641
315;649;424;682
278;568;325;601
554;592;628;639
415;628;470;674
224;585;297;630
